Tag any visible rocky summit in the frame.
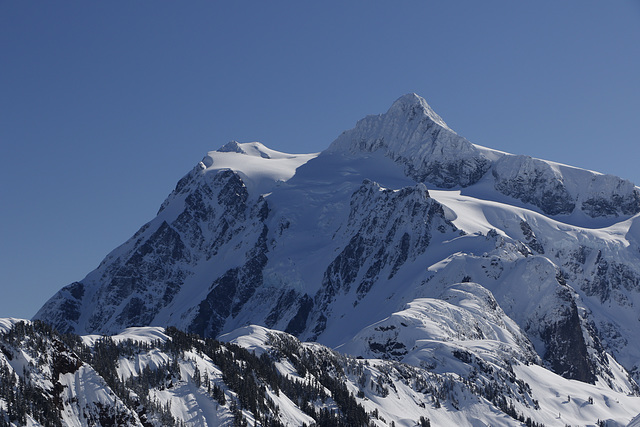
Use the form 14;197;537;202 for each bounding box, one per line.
15;94;640;425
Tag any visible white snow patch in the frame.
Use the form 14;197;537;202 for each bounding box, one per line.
0;318;29;334
202;141;318;196
81;326;169;347
219;324;274;356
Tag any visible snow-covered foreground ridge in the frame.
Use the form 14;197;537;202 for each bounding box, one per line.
30;93;640;423
2;320;640;426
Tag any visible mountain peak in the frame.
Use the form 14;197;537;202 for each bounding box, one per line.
328;93;461;157
387;93;451;131
327;93;486;188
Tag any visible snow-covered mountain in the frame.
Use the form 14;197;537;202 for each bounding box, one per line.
2;319;640;426
31;94;640;425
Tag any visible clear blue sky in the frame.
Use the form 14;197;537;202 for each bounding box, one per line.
1;2;639;319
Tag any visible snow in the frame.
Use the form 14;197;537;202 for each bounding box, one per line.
28;93;640;425
151;381;229;427
337;283;533;364
0;318;28;334
3;314;640;426
629;413;640;427
265;387;315;426
81;325;169;347
385;93;453;131
116;348;171;380
201;141;318;197
58;365;128;427
223;324;640;426
514;362;640;426
218;324;273;356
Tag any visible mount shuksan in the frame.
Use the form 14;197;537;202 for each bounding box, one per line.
25;93;640;425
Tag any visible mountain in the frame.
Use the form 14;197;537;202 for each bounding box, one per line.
2;319;640;426
31;94;640;425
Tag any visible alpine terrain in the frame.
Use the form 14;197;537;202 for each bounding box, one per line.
4;94;640;426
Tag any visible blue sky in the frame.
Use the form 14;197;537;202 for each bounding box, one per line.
1;1;639;319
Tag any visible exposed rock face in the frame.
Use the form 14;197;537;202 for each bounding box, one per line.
332;180;453;292
489;156;640;219
34;281;85;334
35;164;270;336
581;250;640;304
520;220;545;254
538;281;596;383
307;180;459;339
581;174;640;217
490;155;640;218
88;220;191;332
492;155;576;215
189;223;269;338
